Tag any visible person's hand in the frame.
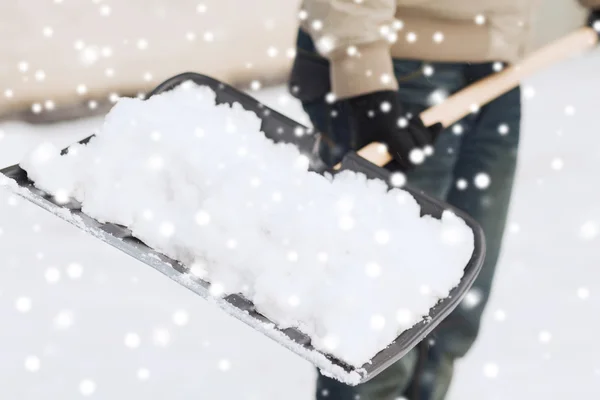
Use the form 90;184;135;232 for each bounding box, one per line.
588;8;600;37
346;90;443;170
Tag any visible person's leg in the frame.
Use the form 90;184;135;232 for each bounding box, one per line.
406;64;522;400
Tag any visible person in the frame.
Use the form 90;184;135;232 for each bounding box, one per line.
288;1;600;399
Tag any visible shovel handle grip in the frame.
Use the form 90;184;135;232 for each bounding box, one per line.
335;27;598;169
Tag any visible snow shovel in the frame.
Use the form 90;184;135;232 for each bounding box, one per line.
0;26;597;385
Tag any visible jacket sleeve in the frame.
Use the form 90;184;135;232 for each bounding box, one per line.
300;0;398;99
579;0;600;8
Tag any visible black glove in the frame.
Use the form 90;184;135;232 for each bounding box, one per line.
588;9;600;37
346;90;443;170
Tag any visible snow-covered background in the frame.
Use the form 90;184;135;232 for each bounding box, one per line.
1;48;600;398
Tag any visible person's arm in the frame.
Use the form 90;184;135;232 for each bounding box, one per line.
301;0;398;99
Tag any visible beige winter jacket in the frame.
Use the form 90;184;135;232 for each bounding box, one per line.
300;0;600;99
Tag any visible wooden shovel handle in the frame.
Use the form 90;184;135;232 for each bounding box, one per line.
335;27;598;169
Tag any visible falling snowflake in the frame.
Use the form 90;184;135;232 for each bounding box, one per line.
272;192;283;202
79;379;96;396
433;32;444;43
564;105;575;116
153;328;171;347
4;89;14;98
195;210;211;226
462;288;483;309
250;80;261;91
31;103;43;114
16;296;32;313
45;267;61;284
124;332;141;348
346;46;358;56
579;221;598;240
509;223;520;234
317;252;329;263
456;179;468;190
147;155;164;170
474;172;491;189
24;356;41;372
577;287;590;299
380;101;391;113
159;222;175;237
370;315;386;330
338;215;355;230
551;158;563;170
137;39;149;50
406;32;417;43
267;46;278;57
395;308;413;328
365;262;382;278
452;124;463;135
45;100;55;111
101;47;112;57
389;172;406;187
288;295;301;307
203;32;214;42
190;262;207;278
493;62;504;72
483;362;499;378
100;5;111;16
374;230;390;245
173;310;190;326
392;19;403;30
196;4;207;13
323;334;339;351
287;251;299;262
53;189;69;204
209;282;225;297
474;14;486;25
494;309;507;321
295;154;310;170
76;84;88;95
218;359;231;371
137;368;150;381
286;48;297;59
422;65;434;77
42;26;54;37
316;36;335;54
74;40;85;50
498;123;509;135
67;263;83;279
420;285;431;295
539;330;552;343
523;86;535;98
409;148;425;164
54;310;74;329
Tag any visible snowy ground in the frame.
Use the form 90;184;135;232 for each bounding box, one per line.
1;48;600;399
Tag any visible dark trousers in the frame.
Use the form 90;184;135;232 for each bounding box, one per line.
292;30;521;400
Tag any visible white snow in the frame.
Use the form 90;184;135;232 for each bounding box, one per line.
12;82;474;370
1;47;600;398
